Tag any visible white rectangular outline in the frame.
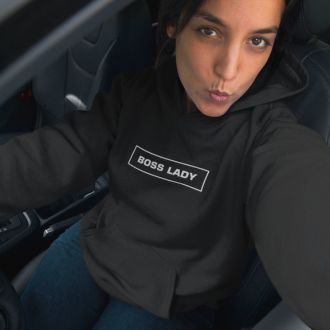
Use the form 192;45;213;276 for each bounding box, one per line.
128;145;210;192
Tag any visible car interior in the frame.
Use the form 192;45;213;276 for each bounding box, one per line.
0;0;329;329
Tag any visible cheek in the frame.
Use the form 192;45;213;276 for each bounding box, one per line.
241;52;272;86
176;36;209;79
177;54;211;100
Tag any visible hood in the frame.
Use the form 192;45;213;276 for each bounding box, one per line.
229;50;309;112
156;50;309;114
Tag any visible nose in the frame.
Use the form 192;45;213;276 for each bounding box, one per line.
214;43;240;81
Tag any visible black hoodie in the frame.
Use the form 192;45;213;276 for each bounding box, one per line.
1;52;330;329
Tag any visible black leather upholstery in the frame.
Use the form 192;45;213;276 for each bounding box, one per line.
293;0;330;41
0;272;25;330
289;40;330;143
12;252;47;296
33;0;153;125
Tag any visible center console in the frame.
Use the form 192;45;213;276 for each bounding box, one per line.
0;173;109;256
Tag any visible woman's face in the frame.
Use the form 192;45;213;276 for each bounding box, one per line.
168;0;285;117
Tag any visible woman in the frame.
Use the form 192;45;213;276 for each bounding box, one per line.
1;0;328;329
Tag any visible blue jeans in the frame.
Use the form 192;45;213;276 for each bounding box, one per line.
21;221;218;330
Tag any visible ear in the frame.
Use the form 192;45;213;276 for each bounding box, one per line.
166;24;176;38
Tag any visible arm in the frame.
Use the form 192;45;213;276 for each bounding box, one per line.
246;109;330;330
0;75;123;219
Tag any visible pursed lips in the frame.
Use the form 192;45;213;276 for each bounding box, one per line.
208;90;231;103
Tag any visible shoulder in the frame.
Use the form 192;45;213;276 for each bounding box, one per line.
251;102;325;150
254;102;299;127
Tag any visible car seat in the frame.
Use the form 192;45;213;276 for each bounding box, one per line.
9;0;330;330
32;0;153;126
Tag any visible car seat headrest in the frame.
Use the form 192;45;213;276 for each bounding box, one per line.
293;0;330;41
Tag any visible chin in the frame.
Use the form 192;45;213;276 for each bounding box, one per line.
197;101;231;118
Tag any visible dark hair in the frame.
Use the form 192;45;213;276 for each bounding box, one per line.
155;0;303;69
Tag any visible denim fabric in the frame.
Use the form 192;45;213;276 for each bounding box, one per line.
21;221;217;330
216;249;281;329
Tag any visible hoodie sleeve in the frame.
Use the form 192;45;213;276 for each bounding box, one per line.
245;108;330;330
0;74;124;219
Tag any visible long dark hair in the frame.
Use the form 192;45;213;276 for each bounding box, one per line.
155;0;303;69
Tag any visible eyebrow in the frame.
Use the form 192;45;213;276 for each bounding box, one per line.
194;11;279;34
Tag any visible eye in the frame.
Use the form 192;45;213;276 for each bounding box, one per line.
249;37;271;49
199;27;217;37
